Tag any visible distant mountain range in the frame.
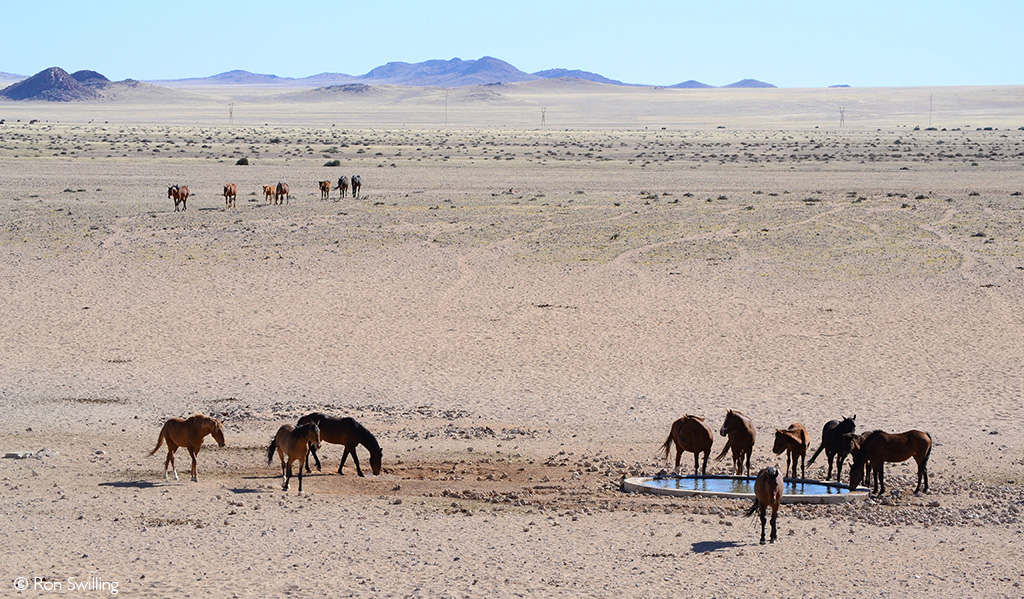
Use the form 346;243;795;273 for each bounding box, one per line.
1;57;780;101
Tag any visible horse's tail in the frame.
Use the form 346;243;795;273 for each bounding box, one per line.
659;433;674;460
149;422;169;456
266;437;278;466
922;432;933;465
744;497;760;518
806;441;826;467
715;438;733;461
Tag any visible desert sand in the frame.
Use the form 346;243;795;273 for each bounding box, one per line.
1;83;1023;597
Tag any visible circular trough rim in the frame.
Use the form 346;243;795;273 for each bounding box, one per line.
623;474;870;504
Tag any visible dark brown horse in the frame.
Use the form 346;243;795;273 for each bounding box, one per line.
263;185;275;204
716;410;756;475
266;423;321;493
849;429;932;495
168;185;189;211
318;180;331;200
806;415;856;482
149;414;225;481
660;415;713;475
745;466;784;544
275;182;290;204
223;183;237;209
336;176;349;199
350;175;361;198
772;423;810;479
297;413;382;476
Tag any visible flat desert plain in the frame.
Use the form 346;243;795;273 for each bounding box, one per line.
1;83;1023;597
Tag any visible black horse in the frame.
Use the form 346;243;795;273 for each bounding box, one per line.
297;413;382;476
806;415;856;482
351;175;361;199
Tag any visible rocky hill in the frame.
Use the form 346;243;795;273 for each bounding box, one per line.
0;67;100;101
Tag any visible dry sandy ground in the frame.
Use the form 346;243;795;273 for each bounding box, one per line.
1;88;1024;597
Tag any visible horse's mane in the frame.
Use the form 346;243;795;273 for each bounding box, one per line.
685;414;704;421
355;420;382;455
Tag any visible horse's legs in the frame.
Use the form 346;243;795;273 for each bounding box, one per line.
799;451;805;479
187;447;198;482
758;504;767;545
297;459;304;493
689;450;697;476
339;448;350;475
675;448;684;475
745;451;752;477
915;459;928;494
350;449;364;477
769;504;779;543
826;451;834;481
835;452;844;483
699;450;708;476
284;461;293;490
875;463;885;495
305;446;322;474
164;445;179;481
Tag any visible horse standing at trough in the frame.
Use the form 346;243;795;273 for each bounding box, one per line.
806;415;857;482
149;414;225;481
716;410;756;475
223;183;237;209
772;423;810;479
266;423;321;493
849;429;932;495
745;466;784;544
168;185;190;211
660;415;713;475
336;176;349;199
297;413;382;476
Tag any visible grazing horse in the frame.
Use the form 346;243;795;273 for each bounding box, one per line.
351;175;361;198
275;182;290;204
745;466;784;544
806;415;857;482
716;410;756;475
263;185;275;204
149;414;225;482
297;413;382;476
266;423;321;493
337;176;349;199
168;185;189;211
659;415;713;475
318;180;331;200
772;423;810;479
223;183;237;209
849;429;932;495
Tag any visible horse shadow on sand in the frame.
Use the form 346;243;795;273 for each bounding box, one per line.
691;540;746;553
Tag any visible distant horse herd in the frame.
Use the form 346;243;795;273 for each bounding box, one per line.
153;404;931;545
167;175;363;210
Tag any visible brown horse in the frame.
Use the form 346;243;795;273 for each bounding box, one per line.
745;466;784;544
716;410;756;475
772;423;810;479
266;423;321;493
318;180;331;200
263;185;275;204
336;176;349;199
660;415;713;475
806;415;857;482
149;414;225;482
297;413;382;476
168;185;189;212
275;182;290;204
350;175;361;198
849;429;932;495
223;183;237;209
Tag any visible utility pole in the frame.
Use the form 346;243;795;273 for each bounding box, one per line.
229;102;234;124
541;107;546;127
839;106;845;128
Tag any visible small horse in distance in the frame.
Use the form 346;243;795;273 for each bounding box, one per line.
275;182;290;204
716;410;756;475
263;185;275;204
297;413;383;476
660;415;713;475
806;415;857;482
149;413;225;482
168;185;189;211
223;183;237;209
745;466;784;544
266;423;321;493
336;175;349;199
772;423;810;479
849;429;932;495
350;175;361;198
318;180;331;200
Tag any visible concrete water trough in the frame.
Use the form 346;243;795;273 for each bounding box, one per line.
623;474;869;504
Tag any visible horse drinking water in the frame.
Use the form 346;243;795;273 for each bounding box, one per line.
806;415;857;482
660;415;713;475
772;423;810;479
149;414;225;481
849;429;932;495
266;423;321;493
297;413;382;476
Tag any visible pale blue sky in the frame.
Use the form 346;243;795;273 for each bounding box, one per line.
2;0;1020;87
